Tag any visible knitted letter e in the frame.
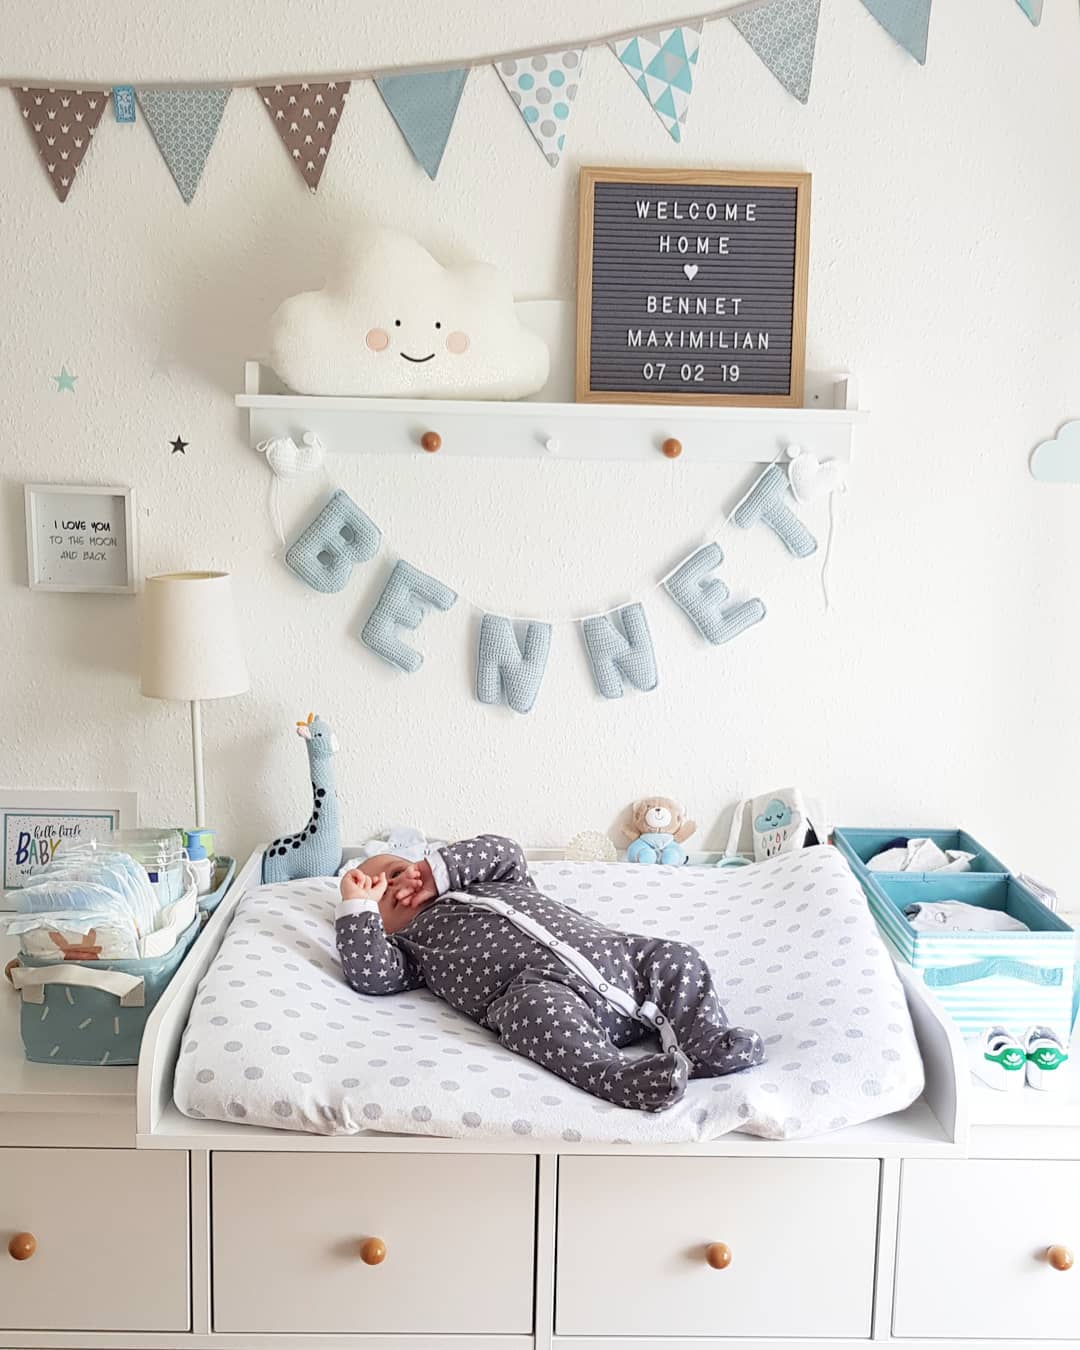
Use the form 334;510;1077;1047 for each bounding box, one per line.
360;561;458;672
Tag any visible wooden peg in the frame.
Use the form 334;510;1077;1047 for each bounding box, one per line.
705;1242;732;1269
359;1237;387;1266
661;438;683;459
8;1233;37;1261
420;431;442;453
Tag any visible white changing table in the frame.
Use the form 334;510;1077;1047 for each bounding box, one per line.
1;848;1078;1350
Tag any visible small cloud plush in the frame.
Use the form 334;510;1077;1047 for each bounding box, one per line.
1031;420;1080;483
269;227;550;399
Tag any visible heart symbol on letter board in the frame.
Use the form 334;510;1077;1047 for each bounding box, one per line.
683;263;699;281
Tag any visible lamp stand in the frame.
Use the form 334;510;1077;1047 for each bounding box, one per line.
190;699;206;829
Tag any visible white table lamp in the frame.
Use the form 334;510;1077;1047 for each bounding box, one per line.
140;572;250;828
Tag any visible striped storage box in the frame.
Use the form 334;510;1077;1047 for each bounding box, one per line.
834;827;1077;1041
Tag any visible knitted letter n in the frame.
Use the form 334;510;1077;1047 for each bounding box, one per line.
664;544;766;644
476;615;551;714
732;464;817;558
286;489;382;593
581;603;658;699
360;561;457;672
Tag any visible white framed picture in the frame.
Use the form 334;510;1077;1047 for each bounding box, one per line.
1;790;138;903
24;483;137;594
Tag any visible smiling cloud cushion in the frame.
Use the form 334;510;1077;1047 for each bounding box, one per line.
269;227;549;399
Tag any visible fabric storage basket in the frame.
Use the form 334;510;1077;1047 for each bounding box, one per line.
834;826;1077;1041
6;913;200;1066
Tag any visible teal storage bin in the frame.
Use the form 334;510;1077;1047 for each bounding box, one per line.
834;826;1077;1040
833;827;1010;876
8;916;200;1066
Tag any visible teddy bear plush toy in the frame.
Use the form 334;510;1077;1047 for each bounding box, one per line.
623;797;697;866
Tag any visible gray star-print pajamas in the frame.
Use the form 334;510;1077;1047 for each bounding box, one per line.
335;835;765;1111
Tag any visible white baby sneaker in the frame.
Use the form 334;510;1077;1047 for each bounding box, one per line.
970;1026;1027;1092
1024;1026;1069;1091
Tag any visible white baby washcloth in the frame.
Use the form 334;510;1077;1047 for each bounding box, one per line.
868;838;975;874
904;900;1029;934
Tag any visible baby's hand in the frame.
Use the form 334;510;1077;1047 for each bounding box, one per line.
391;860;437;908
340;868;387;903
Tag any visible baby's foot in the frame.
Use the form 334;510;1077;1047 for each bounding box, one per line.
690;1025;766;1078
608;1048;690;1112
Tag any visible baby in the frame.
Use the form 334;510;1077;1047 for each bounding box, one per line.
336;834;764;1112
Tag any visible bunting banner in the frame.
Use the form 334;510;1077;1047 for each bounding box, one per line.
374;68;468;179
732;0;821;105
137;87;231;203
610;22;702;143
14;87;108;202
258;81;350;192
5;2;1049;203
495;48;585;167
859;0;933;65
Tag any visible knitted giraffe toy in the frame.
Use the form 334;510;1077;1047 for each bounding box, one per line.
262;713;342;883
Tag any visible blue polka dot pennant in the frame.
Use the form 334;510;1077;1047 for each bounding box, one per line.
137;88;231;203
494;48;585;167
610;22;701;143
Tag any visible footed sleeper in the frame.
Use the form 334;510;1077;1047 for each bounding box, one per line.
335;835;764;1111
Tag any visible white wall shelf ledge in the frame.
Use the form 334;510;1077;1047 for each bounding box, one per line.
237;302;866;464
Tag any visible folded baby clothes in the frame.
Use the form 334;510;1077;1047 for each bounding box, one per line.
868;837;975;874
904;900;1029;934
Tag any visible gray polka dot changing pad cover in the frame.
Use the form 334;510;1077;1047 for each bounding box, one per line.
174;846;925;1142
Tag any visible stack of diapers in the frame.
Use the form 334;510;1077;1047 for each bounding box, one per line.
3;842;197;962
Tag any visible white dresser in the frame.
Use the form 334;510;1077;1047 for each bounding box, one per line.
2;893;1078;1350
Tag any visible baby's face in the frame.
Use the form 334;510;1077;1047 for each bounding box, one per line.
360;854;425;935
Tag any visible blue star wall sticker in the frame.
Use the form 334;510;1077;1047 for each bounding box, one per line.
53;365;77;393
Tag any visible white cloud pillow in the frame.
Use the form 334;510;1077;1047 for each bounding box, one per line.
269;227;550;400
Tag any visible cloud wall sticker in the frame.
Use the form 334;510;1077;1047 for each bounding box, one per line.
1031;420;1080;483
269;226;550;400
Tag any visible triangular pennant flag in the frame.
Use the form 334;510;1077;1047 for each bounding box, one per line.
732;0;821;105
1015;0;1042;24
859;0;932;64
610;22;701;142
495;49;585;167
137;88;230;203
14;87;108;203
374;69;468;179
258;81;350;191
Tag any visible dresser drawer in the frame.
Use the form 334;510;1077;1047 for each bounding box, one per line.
212;1152;535;1334
895;1159;1080;1339
0;1148;189;1332
556;1156;879;1338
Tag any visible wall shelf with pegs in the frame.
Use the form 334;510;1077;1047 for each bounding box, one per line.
237;301;867;464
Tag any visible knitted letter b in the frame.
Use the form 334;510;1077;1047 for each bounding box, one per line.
581;603;658;699
664;544;766;645
285;490;382;593
476;614;551;714
360;561;458;673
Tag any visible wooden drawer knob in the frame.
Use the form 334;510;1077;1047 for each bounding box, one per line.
420;431;442;453
705;1242;732;1269
661;437;683;459
1047;1245;1074;1271
359;1237;387;1266
8;1233;36;1261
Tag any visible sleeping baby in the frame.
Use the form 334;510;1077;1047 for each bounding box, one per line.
335;834;764;1112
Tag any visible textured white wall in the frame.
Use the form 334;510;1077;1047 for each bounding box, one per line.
2;0;1078;891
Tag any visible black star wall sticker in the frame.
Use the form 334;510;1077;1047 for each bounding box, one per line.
170;436;188;455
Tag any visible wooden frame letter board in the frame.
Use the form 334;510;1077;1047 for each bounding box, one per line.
576;167;810;407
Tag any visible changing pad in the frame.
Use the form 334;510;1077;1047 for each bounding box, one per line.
174;847;924;1142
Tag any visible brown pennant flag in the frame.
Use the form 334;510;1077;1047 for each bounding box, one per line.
257;81;350;192
15;87;109;202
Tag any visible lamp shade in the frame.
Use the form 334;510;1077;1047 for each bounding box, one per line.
140;572;250;702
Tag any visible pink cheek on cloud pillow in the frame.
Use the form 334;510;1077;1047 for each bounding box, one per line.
366;328;389;352
445;330;469;355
